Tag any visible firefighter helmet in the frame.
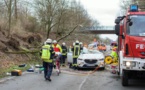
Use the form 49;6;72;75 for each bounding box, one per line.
53;40;57;44
45;38;52;44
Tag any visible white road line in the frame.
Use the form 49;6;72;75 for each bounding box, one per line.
79;73;90;90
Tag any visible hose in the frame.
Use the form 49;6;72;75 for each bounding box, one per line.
105;56;113;64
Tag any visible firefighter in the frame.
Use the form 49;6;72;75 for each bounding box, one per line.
110;47;118;63
97;43;102;51
61;42;67;66
93;38;98;47
68;45;72;52
41;38;55;81
79;42;83;53
79;42;83;48
71;40;82;69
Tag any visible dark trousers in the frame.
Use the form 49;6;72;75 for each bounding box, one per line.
43;62;53;79
61;55;67;64
73;58;77;64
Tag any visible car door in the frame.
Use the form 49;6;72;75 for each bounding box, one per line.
67;51;73;64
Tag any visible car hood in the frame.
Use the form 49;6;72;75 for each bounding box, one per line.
78;53;104;59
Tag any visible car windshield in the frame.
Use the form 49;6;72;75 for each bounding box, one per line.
82;48;101;54
127;15;145;36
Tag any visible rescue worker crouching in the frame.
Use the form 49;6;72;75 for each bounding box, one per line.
41;38;55;81
61;42;67;67
71;40;82;69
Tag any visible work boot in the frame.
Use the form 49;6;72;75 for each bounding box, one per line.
47;78;52;81
62;64;65;67
69;64;72;68
45;78;52;82
73;66;76;70
53;65;56;69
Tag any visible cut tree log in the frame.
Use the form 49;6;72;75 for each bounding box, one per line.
5;50;40;54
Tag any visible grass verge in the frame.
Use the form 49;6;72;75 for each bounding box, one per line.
0;60;42;79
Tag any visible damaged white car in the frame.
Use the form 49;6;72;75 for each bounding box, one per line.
67;47;105;69
77;49;105;69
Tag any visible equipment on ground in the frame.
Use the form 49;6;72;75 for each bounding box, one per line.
11;69;22;76
105;56;113;64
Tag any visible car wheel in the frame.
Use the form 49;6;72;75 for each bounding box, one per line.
122;70;129;86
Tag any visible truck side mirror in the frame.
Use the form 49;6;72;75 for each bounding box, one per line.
115;24;120;35
129;22;133;26
115;18;120;24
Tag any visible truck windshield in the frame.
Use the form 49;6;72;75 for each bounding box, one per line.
128;15;145;36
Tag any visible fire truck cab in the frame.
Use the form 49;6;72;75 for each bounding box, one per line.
115;4;145;86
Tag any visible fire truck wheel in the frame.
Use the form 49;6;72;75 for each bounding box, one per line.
122;70;128;86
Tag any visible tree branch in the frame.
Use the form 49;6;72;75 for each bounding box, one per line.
57;24;79;42
4;0;8;9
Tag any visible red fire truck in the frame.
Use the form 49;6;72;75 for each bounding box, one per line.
115;4;145;86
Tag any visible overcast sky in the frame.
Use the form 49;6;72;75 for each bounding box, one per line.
78;0;120;41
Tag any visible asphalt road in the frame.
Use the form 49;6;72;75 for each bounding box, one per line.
1;48;145;90
1;68;145;90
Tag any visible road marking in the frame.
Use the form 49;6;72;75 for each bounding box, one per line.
79;73;90;90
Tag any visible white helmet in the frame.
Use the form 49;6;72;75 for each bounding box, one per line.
53;40;57;44
79;42;83;45
75;40;79;44
45;38;52;44
62;42;66;46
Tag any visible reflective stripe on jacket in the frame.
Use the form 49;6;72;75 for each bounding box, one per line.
41;45;53;63
73;45;80;58
110;51;118;59
62;46;67;55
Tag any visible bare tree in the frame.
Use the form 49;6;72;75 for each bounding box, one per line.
120;0;133;15
34;0;96;40
6;0;12;38
14;0;18;20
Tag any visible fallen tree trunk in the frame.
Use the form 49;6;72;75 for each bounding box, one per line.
5;50;40;54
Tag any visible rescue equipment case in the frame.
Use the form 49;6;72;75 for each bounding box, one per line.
11;70;22;76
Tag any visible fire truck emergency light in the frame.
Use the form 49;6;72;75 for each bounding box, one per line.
130;5;138;12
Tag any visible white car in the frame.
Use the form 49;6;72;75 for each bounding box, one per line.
77;49;105;69
67;47;105;69
67;51;73;64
